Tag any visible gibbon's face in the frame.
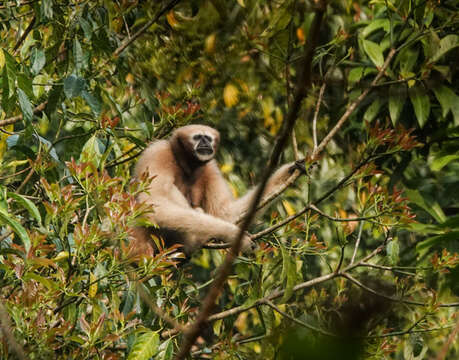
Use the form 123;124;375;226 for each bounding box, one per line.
190;132;216;162
173;125;220;163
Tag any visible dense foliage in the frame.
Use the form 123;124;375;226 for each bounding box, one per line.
0;0;458;359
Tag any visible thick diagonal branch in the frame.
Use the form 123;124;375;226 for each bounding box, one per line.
173;3;327;359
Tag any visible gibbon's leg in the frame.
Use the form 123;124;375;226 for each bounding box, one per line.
128;226;155;258
138;192;253;253
227;163;295;222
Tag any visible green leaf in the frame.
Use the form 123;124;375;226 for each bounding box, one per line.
409;86;430;128
64;75;85;98
386;238;399;265
3;50;16;94
432;85;459;123
430;34;459;63
45;84;63;115
361;19;390;38
431;154;459;172
82;89;101;115
79;18;92;40
7;192;42;225
24;273;56;290
361;39;384;67
398;47;419;74
0;208;31;253
17;89;34;124
73;38;84;72
80;134;103;168
157;338;173;360
363;97;382;122
17;73;34;99
280;243;296;303
416;231;459;258
31;48;46;75
405;189;446;223
40;0;53;20
127;331;159;360
388;85;405;125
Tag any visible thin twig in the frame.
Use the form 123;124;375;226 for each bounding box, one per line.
113;0;181;57
13;15;36;55
0;166;32;180
137;284;186;332
15;167;34;194
263;299;335;336
366;325;454;338
312;82;326;151
358;263;416;276
243;49;397;214
312;48;396;158
350;221;364;264
341;272;428;307
173;4;327;359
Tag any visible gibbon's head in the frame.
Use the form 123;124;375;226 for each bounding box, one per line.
172;125;220;164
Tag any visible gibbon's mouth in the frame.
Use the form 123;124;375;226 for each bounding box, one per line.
196;146;213;155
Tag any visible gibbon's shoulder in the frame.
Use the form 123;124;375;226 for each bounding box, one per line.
134;140;176;177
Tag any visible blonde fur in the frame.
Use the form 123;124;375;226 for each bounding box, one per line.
130;125;294;257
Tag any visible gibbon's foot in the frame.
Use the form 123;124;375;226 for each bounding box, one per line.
241;232;257;253
289;159;307;175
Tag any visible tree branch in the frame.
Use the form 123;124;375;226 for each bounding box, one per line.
13;15;36;54
341;272;450;307
263;299;335;336
312;82;326;151
245;48;398;214
312;48;396;158
173;3;327;358
0;101;48;127
113;0;182;57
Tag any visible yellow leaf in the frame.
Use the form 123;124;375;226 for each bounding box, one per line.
166;11;178;28
0;49;5;69
125;73;134;84
53;251;69;261
0;124;13;160
237;0;245;7
296;28;305;44
88;272;97;298
235;312;248;333
229;183;238;198
205;33;216;53
282;200;296;216
220;163;233;174
223;83;239;107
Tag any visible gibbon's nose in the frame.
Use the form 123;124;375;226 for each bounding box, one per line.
197;138;213;154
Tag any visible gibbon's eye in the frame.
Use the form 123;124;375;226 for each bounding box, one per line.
193;134;202;141
203;135;212;143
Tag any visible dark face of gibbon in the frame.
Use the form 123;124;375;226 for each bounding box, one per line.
190;133;215;162
174;125;220;165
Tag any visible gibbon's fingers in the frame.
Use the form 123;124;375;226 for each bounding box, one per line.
239;232;256;253
288;159;307;175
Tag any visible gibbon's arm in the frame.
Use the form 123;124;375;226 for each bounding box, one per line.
226;163;294;222
137;173;251;251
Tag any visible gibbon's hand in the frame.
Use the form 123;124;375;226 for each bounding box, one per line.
240;232;257;253
288;159;307;175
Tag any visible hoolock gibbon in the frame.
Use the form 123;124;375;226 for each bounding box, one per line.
130;124;301;256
